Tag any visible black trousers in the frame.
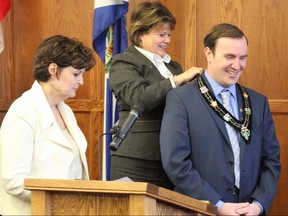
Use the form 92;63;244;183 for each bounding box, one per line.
110;155;174;190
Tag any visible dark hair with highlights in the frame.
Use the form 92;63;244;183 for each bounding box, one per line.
129;1;176;46
33;35;96;82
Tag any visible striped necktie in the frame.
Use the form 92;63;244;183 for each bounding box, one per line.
220;90;240;188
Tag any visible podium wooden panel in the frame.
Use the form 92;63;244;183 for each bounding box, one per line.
24;178;217;215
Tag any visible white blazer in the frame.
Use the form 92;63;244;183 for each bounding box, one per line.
0;81;89;215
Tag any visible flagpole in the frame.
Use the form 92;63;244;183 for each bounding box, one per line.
93;0;129;181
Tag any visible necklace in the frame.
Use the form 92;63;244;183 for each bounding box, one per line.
51;105;64;126
197;75;252;142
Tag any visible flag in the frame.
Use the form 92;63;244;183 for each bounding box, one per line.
0;0;11;53
93;0;128;180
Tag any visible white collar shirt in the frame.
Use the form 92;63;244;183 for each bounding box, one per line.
134;45;173;78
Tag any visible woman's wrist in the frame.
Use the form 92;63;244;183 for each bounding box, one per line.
173;75;179;87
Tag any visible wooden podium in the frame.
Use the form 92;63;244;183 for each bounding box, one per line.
24;178;217;215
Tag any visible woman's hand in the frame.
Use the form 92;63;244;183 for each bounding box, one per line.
173;66;204;86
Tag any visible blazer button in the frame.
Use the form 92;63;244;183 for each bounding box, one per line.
227;188;238;196
226;188;233;193
228;161;234;166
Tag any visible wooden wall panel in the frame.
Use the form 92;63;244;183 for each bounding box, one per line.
0;14;13;110
10;0;97;99
0;0;287;215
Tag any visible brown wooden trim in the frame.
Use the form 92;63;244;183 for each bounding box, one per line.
1;99;287;114
65;100;104;112
269;99;288;113
0;100;104;113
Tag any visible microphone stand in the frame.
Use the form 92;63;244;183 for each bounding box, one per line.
97;126;121;180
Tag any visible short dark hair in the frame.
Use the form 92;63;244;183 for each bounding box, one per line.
129;1;176;46
33;35;96;82
204;23;248;54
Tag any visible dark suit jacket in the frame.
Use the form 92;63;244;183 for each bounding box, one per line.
160;74;281;212
109;45;183;160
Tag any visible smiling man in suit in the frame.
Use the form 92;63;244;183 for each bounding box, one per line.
160;23;281;216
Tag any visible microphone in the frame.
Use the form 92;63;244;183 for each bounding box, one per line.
110;103;144;151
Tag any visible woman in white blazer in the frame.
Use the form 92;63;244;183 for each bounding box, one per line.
0;35;96;215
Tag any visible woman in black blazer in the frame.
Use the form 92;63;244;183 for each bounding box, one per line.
109;1;203;189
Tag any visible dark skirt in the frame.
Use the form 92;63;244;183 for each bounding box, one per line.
110;155;174;190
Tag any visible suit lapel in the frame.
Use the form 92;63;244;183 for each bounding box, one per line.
198;75;247;168
130;45;180;80
47;123;72;149
200;75;231;145
165;63;178;76
58;102;89;177
58;102;86;152
130;46;164;80
200;75;247;161
236;88;246;163
29;82;73;150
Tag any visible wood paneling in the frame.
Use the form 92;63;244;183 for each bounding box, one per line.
0;0;287;215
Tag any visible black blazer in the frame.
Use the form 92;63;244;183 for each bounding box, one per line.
109;45;183;160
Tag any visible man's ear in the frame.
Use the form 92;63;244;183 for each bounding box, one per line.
48;63;58;79
204;47;213;63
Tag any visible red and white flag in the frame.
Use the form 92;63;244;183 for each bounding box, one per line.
0;0;12;53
